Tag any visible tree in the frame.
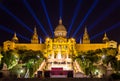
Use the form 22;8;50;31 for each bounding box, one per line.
17;50;44;77
1;50;19;69
75;48;119;77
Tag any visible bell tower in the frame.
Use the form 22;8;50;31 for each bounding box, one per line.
31;27;39;44
11;32;18;43
82;27;90;44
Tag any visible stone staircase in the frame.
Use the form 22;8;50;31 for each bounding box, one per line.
34;60;46;75
73;60;83;73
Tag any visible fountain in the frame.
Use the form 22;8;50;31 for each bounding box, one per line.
56;50;62;59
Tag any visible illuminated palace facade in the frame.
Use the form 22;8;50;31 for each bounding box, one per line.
3;19;117;53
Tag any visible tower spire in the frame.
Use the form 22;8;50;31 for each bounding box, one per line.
84;27;88;34
33;26;37;35
11;32;18;43
14;32;16;37
59;17;62;24
31;26;39;44
103;32;109;43
82;26;90;44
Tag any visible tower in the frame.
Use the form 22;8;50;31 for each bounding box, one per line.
31;27;39;44
103;32;109;43
82;27;90;44
11;32;18;43
54;18;67;37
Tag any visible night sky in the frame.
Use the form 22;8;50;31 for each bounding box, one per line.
0;0;120;46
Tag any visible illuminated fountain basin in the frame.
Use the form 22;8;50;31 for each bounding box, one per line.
46;50;73;70
45;50;73;78
47;58;73;70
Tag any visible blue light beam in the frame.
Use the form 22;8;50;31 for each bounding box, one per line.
59;0;63;18
91;22;120;40
0;3;33;33
23;0;48;36
77;0;120;41
72;0;99;37
40;0;54;37
0;25;30;41
67;0;82;37
88;0;120;31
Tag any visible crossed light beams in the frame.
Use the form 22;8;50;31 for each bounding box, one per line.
77;0;120;41
59;0;63;18
88;0;120;31
76;22;120;42
0;3;43;41
67;0;82;37
40;0;54;37
0;25;30;41
23;0;48;38
0;3;33;33
72;0;99;37
91;22;120;40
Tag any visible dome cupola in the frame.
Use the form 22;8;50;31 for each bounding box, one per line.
103;32;109;43
11;32;19;43
54;18;67;37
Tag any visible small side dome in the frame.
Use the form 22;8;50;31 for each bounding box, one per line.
103;33;109;43
54;18;67;37
11;32;18;43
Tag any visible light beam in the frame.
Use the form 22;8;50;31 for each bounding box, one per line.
72;0;98;37
0;3;33;33
40;0;54;37
67;0;82;37
0;25;30;41
23;0;48;37
77;0;120;41
88;0;120;31
91;22;120;40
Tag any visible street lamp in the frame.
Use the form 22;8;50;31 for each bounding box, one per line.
18;68;25;78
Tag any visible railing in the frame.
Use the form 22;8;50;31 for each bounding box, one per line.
24;69;29;78
73;60;83;73
34;60;46;75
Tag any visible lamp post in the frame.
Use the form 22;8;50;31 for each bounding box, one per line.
18;68;24;78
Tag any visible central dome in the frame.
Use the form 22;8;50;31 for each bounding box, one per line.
54;19;67;37
55;19;66;32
